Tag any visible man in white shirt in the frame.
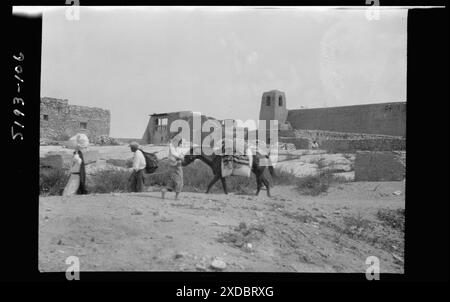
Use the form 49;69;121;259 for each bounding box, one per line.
129;141;146;192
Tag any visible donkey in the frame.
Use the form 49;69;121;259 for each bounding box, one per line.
182;146;275;197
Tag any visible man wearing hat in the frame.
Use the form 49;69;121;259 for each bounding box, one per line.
129;141;146;192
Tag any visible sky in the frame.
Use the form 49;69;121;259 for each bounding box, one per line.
39;7;407;138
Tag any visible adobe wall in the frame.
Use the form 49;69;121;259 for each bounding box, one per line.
259;90;288;129
286;102;406;137
142;111;215;145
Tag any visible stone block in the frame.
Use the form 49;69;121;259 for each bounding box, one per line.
355;151;405;181
83;150;99;164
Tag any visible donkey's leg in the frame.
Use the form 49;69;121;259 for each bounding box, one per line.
206;175;220;194
220;177;228;195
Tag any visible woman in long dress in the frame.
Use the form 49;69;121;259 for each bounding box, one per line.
62;149;87;196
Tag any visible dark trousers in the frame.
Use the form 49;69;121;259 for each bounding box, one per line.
130;169;145;192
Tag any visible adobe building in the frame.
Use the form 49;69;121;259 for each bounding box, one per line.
259;90;290;131
259;89;406;137
141;111;218;145
40;97;110;141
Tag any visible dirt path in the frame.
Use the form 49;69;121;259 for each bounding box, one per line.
39;181;405;273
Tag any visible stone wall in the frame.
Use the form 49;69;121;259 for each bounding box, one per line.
40;98;69;140
293;129;400;141
66;105;110;141
287;102;406;137
40;97;110;141
278;129;405;152
355;151;405;181
320;138;406;153
279;137;311;149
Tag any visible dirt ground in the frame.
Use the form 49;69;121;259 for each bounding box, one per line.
39;181;405;273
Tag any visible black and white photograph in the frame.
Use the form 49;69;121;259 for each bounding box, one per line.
6;2;448;285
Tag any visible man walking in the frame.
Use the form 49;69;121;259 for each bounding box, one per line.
129;141;146;192
161;137;185;200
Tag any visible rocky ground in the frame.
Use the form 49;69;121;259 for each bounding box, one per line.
39;181;405;273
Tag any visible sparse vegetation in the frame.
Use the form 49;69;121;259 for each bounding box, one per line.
323;211;404;253
95;135;121;146
272;168;300;186
295;170;347;196
376;208;405;232
39;168;70;196
39;157;350;197
342;214;374;238
217;222;265;250
282;211;317;224
88;168;131;193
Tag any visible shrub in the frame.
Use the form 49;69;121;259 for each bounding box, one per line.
295;170;347;196
39;168;70;196
95;135;120;146
55;133;71;141
342;214;373;237
376;208;405;231
144;160;171;187
88;168;131;193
